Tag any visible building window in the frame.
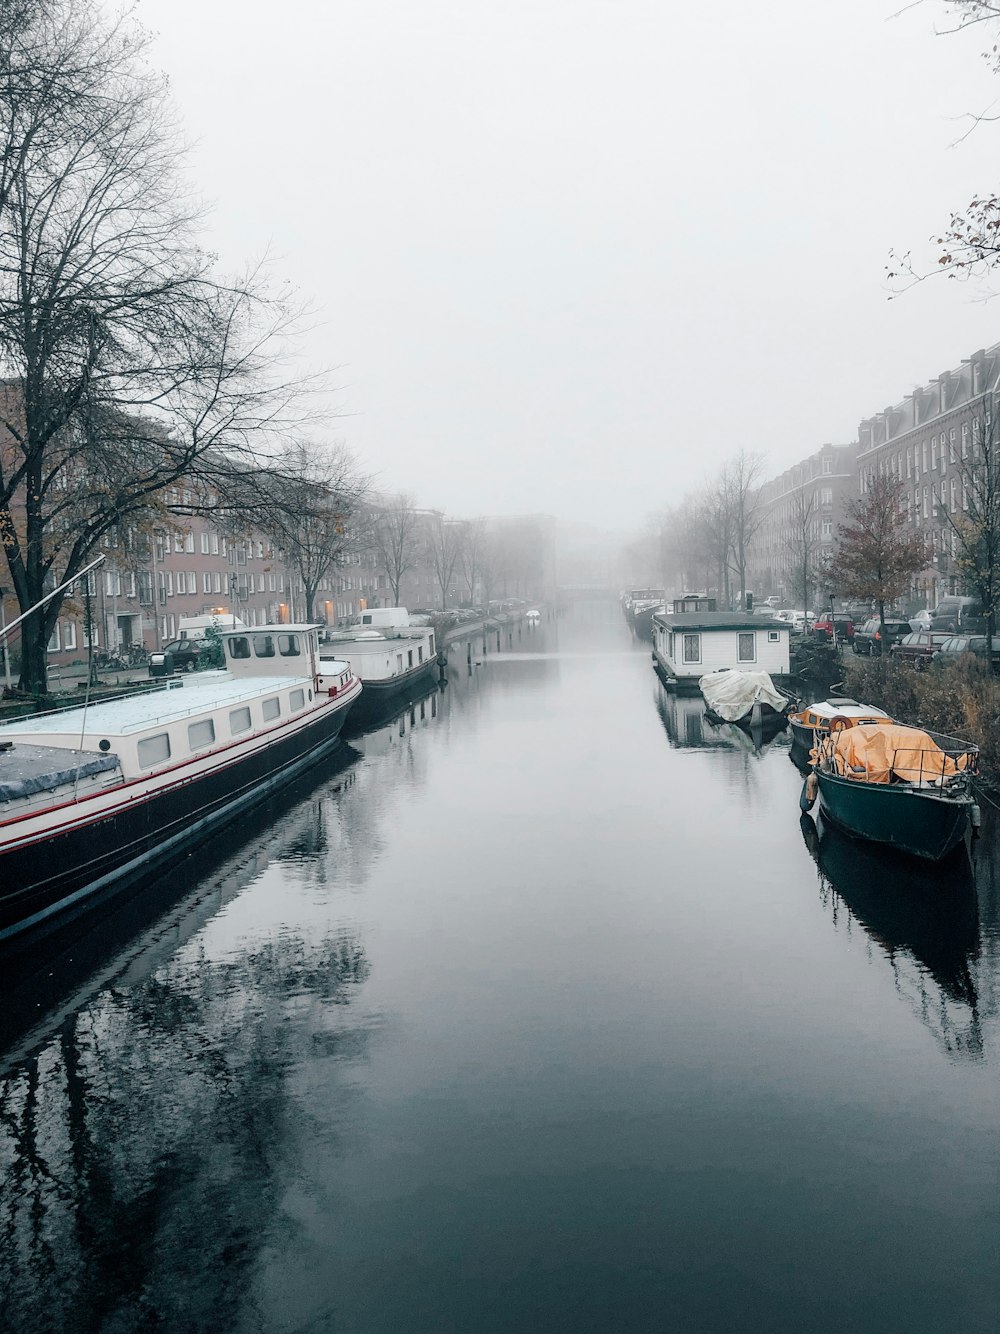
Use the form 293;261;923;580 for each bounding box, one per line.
63;621;77;650
203;572;212;593
201;532;210;554
184;532;195;553
682;633;701;664
737;632;755;663
820;487;833;506
822;457;832;474
962;423;969;458
211;533;219;555
821;520;832;538
951;478;957;512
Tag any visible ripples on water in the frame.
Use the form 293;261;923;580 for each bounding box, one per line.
1;603;998;1333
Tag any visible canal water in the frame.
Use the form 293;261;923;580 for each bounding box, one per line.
1;601;998;1333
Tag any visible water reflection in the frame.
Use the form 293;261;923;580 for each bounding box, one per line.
655;683;788;758
800;814;984;1059
0;810;372;1332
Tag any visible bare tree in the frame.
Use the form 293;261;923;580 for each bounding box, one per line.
0;1;312;692
459;518;490;606
425;515;466;610
245;442;370;624
370;493;420;606
785;487;822;622
723;449;764;608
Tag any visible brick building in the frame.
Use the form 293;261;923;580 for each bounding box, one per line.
855;341;1000;607
747;443;857;605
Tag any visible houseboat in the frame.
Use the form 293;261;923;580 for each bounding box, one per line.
0;624;360;941
320;608;437;724
624;588;666;641
652;602;791;691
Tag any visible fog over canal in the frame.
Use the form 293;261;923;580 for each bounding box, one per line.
1;601;998;1333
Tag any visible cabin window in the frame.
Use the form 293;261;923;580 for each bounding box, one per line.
254;634;276;658
290;688;305;710
188;719;215;750
278;634;300;657
263;696;281;721
429;634;435;653
682;634;701;664
408;649;414;667
397;654;403;672
738;632;756;663
418;647;424;663
137;732;171;769
230;707;252;735
229;636;251;659
768;630;780;642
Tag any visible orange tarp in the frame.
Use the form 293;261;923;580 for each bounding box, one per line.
814;724;971;784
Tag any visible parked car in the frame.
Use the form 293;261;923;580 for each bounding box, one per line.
148;637;206;674
890;630;953;669
762;595;782;608
930;596;985;634
908;608;935;632
812;616;854;644
852;617;912;656
932;635;1000;670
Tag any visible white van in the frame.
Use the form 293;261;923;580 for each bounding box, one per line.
352;607;411;628
178;613;246;639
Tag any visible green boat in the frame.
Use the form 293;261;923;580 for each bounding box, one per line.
806;723;980;861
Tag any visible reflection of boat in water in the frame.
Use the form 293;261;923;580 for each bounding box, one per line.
343;673;440;739
800;813;984;1056
0;743;361;1064
807;724;980;861
655;683;787;756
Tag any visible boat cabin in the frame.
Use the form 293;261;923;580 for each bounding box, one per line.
652;610;790;686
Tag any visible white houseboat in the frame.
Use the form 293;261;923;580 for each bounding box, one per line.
0;624;360;941
320;608;437;724
652;604;791;690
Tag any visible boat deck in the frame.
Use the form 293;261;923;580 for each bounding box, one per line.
0;673;320;739
0;743;120;804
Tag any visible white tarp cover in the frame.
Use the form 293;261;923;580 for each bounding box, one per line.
699;669;787;722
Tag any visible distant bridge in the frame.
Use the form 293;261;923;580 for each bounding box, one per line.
557;586;618;601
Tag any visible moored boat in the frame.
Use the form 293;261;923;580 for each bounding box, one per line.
788;697;892;759
320;610;437;724
699;668;795;731
0;624;361;941
804;723;980;861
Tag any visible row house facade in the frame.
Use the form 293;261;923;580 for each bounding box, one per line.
23;497;388;671
747;443;857;603
856;341;1000;606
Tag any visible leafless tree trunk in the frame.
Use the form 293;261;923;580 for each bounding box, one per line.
425;516;466;611
0;1;312;692
370;494;420;606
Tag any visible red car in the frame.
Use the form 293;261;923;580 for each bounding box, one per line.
890;631;953;669
812;616;854;644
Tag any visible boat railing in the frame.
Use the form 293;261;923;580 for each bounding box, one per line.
0;678;180;729
817;727;979;787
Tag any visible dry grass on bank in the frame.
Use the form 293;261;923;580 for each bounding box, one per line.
842;654;1000;775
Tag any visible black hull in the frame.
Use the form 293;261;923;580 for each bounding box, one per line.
0;700;355;941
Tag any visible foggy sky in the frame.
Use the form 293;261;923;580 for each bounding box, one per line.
140;0;1000;528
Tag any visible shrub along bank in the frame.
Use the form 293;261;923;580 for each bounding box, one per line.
843;655;1000;778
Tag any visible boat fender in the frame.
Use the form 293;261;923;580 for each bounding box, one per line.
799;772;818;812
971;803;982;836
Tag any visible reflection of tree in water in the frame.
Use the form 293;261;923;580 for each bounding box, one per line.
800;814;993;1060
0;927;370;1333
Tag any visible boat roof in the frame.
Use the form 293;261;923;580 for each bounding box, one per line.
655;611;786;631
804;698;890;720
227;623;321;635
0;673;324;739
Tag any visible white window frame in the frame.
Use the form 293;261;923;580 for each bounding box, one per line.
682;633;701;665
737;631;756;663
